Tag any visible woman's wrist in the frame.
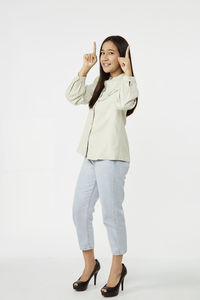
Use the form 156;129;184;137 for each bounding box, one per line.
78;67;89;77
124;71;133;77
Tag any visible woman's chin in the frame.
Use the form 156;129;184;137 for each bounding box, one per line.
103;68;112;73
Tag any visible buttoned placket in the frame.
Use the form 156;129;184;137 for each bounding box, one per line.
85;105;96;158
84;85;117;158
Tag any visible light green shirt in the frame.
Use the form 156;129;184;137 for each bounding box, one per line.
65;72;139;162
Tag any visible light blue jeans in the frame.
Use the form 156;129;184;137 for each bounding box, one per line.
72;157;130;255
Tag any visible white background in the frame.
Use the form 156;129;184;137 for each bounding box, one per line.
0;0;200;299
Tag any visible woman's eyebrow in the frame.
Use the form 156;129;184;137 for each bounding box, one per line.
101;49;115;51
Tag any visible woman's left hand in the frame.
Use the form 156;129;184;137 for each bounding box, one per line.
118;45;132;76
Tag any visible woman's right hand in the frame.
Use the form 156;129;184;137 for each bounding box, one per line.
82;41;97;72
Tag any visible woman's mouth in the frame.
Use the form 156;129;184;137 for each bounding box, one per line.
103;63;111;67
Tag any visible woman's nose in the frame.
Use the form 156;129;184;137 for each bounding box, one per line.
103;53;109;60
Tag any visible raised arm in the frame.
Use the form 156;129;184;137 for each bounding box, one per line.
116;44;139;110
65;41;98;105
65;74;99;105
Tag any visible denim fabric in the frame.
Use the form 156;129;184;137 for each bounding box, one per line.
72;157;130;255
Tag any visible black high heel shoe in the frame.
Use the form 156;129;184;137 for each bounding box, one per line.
100;263;127;297
73;258;101;291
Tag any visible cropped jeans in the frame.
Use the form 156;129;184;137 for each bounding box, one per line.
72;157;130;255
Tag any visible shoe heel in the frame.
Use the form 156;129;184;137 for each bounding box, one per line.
94;271;98;285
121;277;124;291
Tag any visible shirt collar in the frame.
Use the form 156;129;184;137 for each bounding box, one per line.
107;73;125;81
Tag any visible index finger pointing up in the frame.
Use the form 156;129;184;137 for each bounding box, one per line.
125;45;130;58
93;41;96;54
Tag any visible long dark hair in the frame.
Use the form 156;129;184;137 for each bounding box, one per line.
88;35;138;117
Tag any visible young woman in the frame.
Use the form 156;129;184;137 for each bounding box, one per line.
65;35;139;297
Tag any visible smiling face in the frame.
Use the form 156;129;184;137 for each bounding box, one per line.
100;41;123;78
